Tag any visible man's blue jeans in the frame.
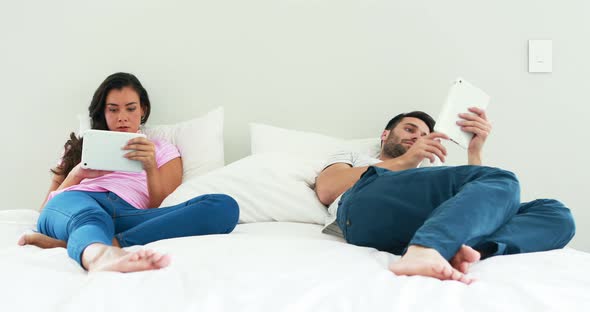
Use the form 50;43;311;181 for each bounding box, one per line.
38;191;239;267
337;165;575;260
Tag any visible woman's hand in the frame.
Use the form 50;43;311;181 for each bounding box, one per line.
123;137;157;172
70;163;112;180
52;163;112;196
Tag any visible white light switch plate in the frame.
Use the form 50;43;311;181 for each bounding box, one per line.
529;40;552;73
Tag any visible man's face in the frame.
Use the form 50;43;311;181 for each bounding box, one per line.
380;117;430;159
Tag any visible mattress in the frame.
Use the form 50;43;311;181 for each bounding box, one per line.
1;209;589;312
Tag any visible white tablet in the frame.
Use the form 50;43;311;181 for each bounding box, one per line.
434;78;490;149
81;130;146;173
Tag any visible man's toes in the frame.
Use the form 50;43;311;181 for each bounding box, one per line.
450;269;464;281
450;256;461;268
458;273;474;284
464;245;481;262
459;262;469;274
449;268;474;284
437;265;454;279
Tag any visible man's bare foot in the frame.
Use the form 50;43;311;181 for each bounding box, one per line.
18;233;66;249
82;243;171;273
450;244;481;274
18;233;120;248
389;245;473;284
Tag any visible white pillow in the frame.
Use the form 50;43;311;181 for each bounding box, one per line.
142;107;225;181
160;153;328;224
250;123;380;160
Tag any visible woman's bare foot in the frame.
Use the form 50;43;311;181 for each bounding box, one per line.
18;233;66;249
82;243;171;273
450;244;481;274
18;233;120;248
389;245;473;284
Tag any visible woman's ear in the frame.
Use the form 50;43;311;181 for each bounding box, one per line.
140;106;146;123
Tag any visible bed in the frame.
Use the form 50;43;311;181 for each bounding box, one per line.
2;108;589;311
1;210;589;311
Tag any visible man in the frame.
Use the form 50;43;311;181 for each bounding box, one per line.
315;108;575;284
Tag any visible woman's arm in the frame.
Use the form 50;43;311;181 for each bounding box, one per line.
144;157;183;208
40;164;112;211
40;173;65;211
124;137;183;208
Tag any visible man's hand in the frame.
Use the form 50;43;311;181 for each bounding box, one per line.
457;107;492;165
398;132;449;168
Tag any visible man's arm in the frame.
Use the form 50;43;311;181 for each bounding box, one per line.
315;164;371;206
315;132;450;206
315;158;413;206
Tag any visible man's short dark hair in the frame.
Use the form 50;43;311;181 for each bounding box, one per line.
384;111;435;133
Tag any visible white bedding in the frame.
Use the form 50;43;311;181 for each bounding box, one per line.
1;209;589;312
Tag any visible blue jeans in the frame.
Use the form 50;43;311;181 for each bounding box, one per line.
337;166;575;260
38;191;239;267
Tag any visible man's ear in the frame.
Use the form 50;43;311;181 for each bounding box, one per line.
381;130;390;142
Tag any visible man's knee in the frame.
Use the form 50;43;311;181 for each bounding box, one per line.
541;199;576;241
482;167;521;200
523;198;576;244
491;167;519;184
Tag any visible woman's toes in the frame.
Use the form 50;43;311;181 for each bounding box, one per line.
17;235;27;246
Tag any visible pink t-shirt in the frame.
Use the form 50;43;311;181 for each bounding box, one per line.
47;139;181;209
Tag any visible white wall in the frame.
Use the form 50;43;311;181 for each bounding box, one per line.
1;0;588;250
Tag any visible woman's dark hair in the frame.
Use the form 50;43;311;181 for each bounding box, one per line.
51;72;151;177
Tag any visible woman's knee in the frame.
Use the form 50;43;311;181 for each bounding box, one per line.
188;194;240;233
211;194;240;230
39;192;112;239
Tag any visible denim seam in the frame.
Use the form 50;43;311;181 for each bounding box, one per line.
115;208;166;218
339;191;356;241
42;207;74;219
108;192;118;218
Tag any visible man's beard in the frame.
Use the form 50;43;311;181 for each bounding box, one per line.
382;135;408;159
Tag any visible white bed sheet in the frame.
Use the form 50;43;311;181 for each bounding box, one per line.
1;209;589;312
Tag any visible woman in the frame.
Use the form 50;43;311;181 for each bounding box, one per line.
19;72;239;273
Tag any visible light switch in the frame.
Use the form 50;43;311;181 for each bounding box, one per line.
529;40;552;73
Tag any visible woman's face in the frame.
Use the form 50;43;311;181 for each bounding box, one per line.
104;86;145;132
